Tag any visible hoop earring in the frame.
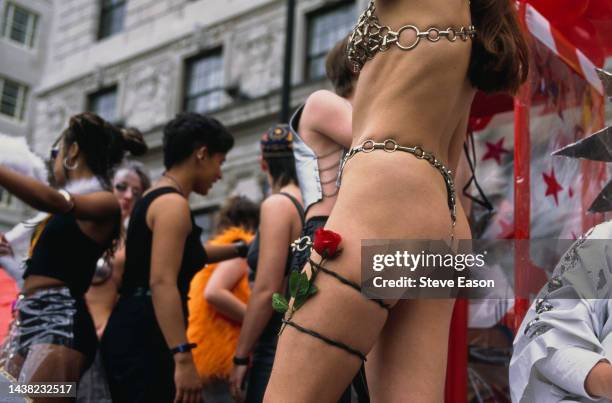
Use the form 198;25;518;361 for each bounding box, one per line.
63;157;79;171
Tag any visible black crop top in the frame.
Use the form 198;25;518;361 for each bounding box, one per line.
120;187;208;302
24;213;112;296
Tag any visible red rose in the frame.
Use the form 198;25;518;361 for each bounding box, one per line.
313;228;342;258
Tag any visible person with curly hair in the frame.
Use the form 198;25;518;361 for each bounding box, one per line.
0;112;146;390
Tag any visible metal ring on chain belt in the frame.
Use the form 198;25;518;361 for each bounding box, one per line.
347;0;476;73
340;139;457;240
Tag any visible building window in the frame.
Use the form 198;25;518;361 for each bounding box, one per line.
88;87;119;124
306;1;356;80
98;0;127;40
1;2;38;48
184;51;224;114
0;77;28;121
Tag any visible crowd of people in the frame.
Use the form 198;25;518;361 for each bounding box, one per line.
0;0;536;402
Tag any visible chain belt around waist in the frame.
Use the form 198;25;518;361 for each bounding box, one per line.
340;139;457;240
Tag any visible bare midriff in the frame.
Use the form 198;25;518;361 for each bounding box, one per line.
23;275;66;295
333;0;475;241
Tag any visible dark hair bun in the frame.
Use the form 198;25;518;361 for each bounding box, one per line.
120;127;148;156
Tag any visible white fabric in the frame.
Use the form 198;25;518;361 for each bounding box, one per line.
0;133;48;183
510;221;612;403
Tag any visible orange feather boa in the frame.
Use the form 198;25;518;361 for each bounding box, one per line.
187;227;254;383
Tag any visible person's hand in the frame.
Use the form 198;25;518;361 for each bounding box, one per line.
173;353;202;403
229;363;249;402
0;234;13;257
585;360;612;399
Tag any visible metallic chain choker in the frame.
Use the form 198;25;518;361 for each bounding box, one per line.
347;1;476;73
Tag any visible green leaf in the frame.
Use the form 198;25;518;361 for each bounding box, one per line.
293;295;306;311
289;271;300;298
297;273;310;297
272;293;289;313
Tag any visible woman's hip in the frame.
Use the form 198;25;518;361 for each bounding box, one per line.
9;287;97;364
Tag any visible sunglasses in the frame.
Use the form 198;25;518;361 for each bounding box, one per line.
49;135;63;161
114;182;142;198
49;147;60;161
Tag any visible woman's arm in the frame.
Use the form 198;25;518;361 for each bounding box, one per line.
148;193;201;401
302;90;353;148
0;166;119;220
204;257;248;322
234;195;294;358
585;360;612;399
205;243;244;263
149;194;192;350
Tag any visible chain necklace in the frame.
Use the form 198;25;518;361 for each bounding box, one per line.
347;0;476;73
162;172;186;197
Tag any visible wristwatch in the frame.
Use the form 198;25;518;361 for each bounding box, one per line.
170;342;197;355
233;355;250;366
234;240;249;258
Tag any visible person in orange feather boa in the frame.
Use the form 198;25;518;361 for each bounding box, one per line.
187;196;259;402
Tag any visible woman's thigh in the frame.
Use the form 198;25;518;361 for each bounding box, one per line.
20;343;86;382
20;343;87;403
366;299;455;403
264;266;388;403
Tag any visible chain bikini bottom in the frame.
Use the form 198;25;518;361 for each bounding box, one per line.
282;139;456;361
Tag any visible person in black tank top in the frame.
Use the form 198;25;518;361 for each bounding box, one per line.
101;113;243;403
0;112;145;389
229;125;304;403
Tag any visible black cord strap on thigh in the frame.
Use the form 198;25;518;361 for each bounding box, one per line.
309;259;391;310
282;319;367;361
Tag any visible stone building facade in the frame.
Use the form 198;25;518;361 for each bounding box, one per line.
0;0;53;227
1;0;363;234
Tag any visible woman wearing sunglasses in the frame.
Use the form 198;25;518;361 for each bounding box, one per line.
77;158;151;402
87;158;151;338
0;112;146;391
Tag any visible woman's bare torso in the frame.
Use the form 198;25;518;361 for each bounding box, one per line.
329;0;475;241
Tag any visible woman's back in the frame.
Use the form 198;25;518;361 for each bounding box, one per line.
352;0;474;167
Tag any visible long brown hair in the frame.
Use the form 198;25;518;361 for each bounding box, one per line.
326;35;356;98
469;0;530;94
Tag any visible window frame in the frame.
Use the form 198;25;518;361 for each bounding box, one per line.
304;0;356;82
183;48;225;114
0;76;29;122
97;0;127;40
87;86;120;124
1;1;39;48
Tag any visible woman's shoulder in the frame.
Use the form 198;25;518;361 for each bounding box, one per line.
261;193;302;215
304;90;343;111
262;193;294;209
144;188;191;224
